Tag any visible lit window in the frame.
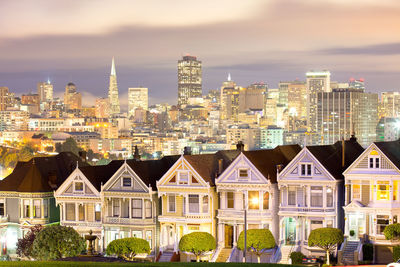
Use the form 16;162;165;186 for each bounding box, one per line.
227;192;234;209
352;184;361;200
248;191;259;210
95;204;101;221
395;181;399;201
33;199;41;218
377;181;389;200
74;182;83;192
263;192;269;210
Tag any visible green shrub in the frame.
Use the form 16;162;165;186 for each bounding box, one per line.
179;232;216;262
349;230;355;237
31;225;85;260
362;243;373;261
237;229;276;263
393;245;400;262
384;224;400;240
106;237;150;261
290;251;305;264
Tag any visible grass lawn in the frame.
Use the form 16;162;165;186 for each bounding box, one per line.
0;262;297;267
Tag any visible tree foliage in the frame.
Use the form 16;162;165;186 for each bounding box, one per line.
18;144;35;162
31;225;85;260
384;224;400;240
55;138;81;156
237;229;276;263
308;228;344;265
179;232;216;262
16;225;43;259
106;237;150;261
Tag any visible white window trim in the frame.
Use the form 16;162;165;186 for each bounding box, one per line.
287;187;297;206
167;195;176;213
368;156;380;169
238;168;249;181
300;163;313;177
178;171;189;185
188;194;200;214
121;176;133;188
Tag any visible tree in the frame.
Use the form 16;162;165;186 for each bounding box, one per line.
237;229;276;263
18;145;35;161
61;137;81;156
106;237;150;261
308;227;344;265
31;225;85;260
44;146;54;153
87;149;95;162
384;224;400;241
16;225;43;259
179;232;216;262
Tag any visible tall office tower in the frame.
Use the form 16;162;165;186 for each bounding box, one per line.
128;87;148;117
108;57;120;115
238;82;267;113
64;82;82;110
278;81;289;107
37;80;53;102
317;88;378;147
177;55;202;106
306;70;331;132
0;87;10;111
349;78;365;91
220;75;240;121
380;92;400;118
95;97;110;118
287;81;307;131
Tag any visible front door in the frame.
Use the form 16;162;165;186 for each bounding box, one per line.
167;225;175;250
224;225;233;248
285;217;296;245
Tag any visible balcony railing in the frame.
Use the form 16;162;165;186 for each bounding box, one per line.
62;221;102;228
0;215;8;223
217;209;272;218
279;206;335;213
104;216;154;225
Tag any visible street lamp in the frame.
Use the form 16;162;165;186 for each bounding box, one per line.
243;196;260;262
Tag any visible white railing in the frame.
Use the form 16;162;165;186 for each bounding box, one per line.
0;215;8;223
210;246;222;262
104;216;154;225
217;209;272;218
280;206;335;213
62;221;102;228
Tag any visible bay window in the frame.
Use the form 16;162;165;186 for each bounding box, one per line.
326;187;333;207
23;199;30;218
33;199;41;218
263;192;269;210
202;196;209;213
377;181;389;200
227;192;234;209
78;204;85;221
66;203;75;221
248;191;259;210
145;200;152;218
189;194;199;213
168;195;175;212
132;199;142;218
288;187;296;206
311;186;323;207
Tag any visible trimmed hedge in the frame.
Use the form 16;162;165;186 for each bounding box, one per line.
384;224;400;240
290;251;305;264
179;232;216;262
106;237;150;261
394;245;400;262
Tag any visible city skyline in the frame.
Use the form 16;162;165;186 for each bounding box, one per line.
0;0;399;106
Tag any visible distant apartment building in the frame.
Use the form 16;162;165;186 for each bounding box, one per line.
220;76;241;121
226;124;260;150
64;82;82;110
317;88;378;147
128;87;148;115
238;83;266;113
380;91;400;118
37;81;53;102
306;70;331;132
0;110;29;131
95;97;110;118
178;55;202;106
0;87;11;111
260;126;284;149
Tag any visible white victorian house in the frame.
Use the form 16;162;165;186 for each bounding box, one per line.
277;138;363;258
343;140;400;246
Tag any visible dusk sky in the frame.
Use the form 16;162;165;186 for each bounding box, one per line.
1;0;400;108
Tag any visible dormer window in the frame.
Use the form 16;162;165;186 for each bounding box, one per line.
179;172;189;184
74;182;83;192
369;150;380;169
301;164;312;176
122;177;132;187
238;169;248;180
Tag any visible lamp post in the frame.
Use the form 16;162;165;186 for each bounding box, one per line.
243;195;260;262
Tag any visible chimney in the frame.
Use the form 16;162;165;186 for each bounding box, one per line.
236;141;244;152
218;159;223;175
183;146;192;155
133;145;141;161
342;138;345;168
78;151;87;162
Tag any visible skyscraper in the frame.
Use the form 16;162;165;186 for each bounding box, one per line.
128;87;148;117
220;75;240;121
64;82;82;110
37;80;53;102
0;87;10;111
108;57;120;115
306;70;331;132
380;91;400;118
177;55;202;106
317;88;378;147
95;97;110;118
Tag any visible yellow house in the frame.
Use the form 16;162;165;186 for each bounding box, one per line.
157;151;239;261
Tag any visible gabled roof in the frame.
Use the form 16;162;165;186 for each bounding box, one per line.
243;144;302;183
0;152;89;193
306;139;364;180
374;140;400;168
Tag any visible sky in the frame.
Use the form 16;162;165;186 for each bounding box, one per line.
0;0;400;109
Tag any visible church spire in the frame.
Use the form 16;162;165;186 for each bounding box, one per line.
111;56;116;76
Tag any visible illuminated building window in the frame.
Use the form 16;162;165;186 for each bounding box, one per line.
352;184;361;200
377;181;390;200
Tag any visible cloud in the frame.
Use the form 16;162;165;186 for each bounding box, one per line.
319;43;400;55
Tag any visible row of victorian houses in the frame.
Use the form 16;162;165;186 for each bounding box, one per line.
0;137;399;263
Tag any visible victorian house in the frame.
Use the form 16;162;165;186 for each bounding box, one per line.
0;152;87;257
215;145;301;262
277;137;363;260
343;140;400;263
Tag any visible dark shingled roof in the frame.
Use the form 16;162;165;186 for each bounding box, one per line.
0;152;89;192
374;140;400;168
307;138;364;180
79;155;181;191
243;144;302;183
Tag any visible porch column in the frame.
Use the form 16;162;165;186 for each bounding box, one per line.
142;199;145;219
185;195;189;215
75;203;78;221
259;191;263;211
307;185;311;207
390;181;394;203
233;224;237;246
41;199;44;219
323;186;326;208
119;198;121;218
221;192;226;209
218;223;224;245
128;198;131;218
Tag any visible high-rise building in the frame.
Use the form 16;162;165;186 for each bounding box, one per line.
306;70;331;132
220;75;240;121
238;82;267;113
108;57;120;115
177;55;202;106
376;117;400;141
380;92;400;118
0;87;10;111
37;80;53;102
64;82;82;110
128;87;148;117
95;97;110;118
317;88;378;147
